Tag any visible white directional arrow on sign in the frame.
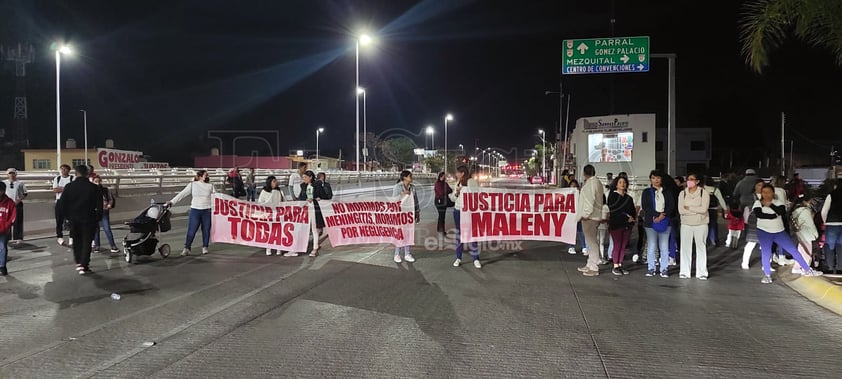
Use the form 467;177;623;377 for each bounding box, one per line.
620;54;629;64
576;43;588;54
637;64;645;70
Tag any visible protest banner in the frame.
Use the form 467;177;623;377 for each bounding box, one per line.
211;193;312;252
459;187;578;244
318;195;415;247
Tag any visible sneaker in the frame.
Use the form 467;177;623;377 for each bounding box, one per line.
669;257;677;266
632;254;639;263
57;238;65;246
620;267;630;275
698;276;708;281
181;248;191;256
78;269;87;275
92;245;100;252
201;247;209;255
802;269;823;277
473;260;482;269
266;249;274;256
68;238;74;247
394;255;402;263
567;247;577;255
75;264;84;271
577;266;590;272
453;259;462;267
109;247;119;253
598;259;609;265
283;252;299;257
761;275;773;284
679;274;690;279
582;248;589;256
791;266;804;275
741;263;749;270
612;267;623;276
404;253;416;263
645;269;655;277
91;241;97;248
0;266;7;276
582;269;599;276
660;270;669;278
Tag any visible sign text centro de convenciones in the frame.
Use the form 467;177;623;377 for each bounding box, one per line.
562;36;650;75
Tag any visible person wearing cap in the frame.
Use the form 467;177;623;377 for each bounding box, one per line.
2;168;27;244
733;169;759;212
0;181;16;275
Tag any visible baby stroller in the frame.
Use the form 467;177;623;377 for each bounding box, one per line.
122;202;172;263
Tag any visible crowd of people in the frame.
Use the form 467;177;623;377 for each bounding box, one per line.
2;162;840;284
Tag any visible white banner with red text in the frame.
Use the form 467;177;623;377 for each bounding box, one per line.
318;195;416;248
211;194;312;252
459;187;578;244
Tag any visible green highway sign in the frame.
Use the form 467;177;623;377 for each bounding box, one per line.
562;36;650;75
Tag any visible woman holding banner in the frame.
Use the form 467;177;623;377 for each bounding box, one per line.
451;165;481;269
259;175;286;256
167;170;215;256
392;170;420;263
298;170;326;257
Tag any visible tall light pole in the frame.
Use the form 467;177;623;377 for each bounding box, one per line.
355;33;372;175
80;110;88;165
315;127;325;168
545;87;566;182
458;144;464;155
538;129;546;180
55;45;71;169
444;113;453;174
357;87;367;169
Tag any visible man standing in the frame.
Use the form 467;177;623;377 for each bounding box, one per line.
53;164;75;246
59;165;102;275
2;168;27;245
0;182;16;275
289;162;307;199
577;164;604;277
733;169;759;211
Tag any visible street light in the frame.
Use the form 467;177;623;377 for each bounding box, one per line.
425;126;435;152
80;110;88;165
538;129;547;180
55;44;72;170
458;144;464;155
355;33;372;175
356;87;367;168
315;127;325;168
444;113;453;174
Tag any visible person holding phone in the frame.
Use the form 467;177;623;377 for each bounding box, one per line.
607;176;636;275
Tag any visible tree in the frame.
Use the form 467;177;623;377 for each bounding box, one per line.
740;0;842;73
380;137;417;170
424;155;444;173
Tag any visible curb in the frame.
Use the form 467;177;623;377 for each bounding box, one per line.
782;272;842;316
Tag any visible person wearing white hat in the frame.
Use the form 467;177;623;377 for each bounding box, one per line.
2;168;27;244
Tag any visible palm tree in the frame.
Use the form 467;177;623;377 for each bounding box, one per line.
740;0;842;73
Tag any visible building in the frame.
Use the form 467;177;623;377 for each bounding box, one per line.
193;151;341;170
21;140;168;171
21;148;96;171
655;128;712;176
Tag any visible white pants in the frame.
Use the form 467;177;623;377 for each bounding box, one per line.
796;237;813;266
680;224;709;277
726;229;742;248
742;241;757;266
310;218;320;250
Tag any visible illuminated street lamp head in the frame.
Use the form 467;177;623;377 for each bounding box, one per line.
359;34;372;46
318;127;324;133
426;126;434;135
445;113;454;121
538;129;544;135
58;45;72;55
356;87;365;95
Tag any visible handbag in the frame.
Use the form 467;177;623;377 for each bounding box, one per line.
650;188;670;232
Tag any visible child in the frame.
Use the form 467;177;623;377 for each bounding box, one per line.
790;195;818;274
724;199;745;249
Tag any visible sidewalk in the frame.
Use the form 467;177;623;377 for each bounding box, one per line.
782;271;842;316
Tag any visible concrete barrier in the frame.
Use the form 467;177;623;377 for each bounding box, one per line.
782;271;842;316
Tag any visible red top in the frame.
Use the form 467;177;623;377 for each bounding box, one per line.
725;210;745;231
0;195;16;234
434;180;452;199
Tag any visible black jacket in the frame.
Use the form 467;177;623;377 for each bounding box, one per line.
59;178;103;224
607;191;636;230
640;187;676;228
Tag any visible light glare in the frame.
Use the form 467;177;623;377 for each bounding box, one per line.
359;34;372;45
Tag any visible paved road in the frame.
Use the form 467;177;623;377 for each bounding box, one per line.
1;179;841;378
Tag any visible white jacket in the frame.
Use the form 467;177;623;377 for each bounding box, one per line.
170;181;215;210
578;176;604;221
258;188;285;206
792;206;818;242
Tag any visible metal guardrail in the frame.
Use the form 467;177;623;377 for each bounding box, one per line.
15;168;435;201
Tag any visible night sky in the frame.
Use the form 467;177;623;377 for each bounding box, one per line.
1;0;841;168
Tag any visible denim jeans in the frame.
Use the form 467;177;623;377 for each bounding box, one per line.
186;208;212;249
0;233;8;268
824;225;842;269
646;226;672;272
93;211;116;248
453;209;478;260
708;210;719;245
